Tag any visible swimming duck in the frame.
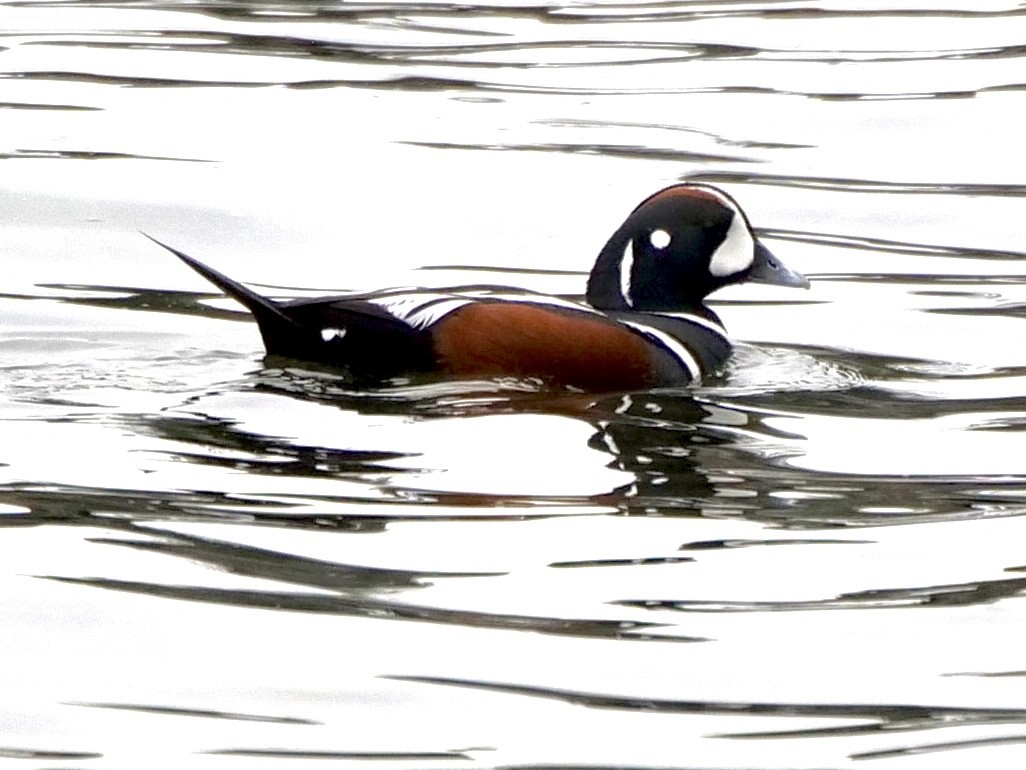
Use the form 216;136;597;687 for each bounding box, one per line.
147;183;808;392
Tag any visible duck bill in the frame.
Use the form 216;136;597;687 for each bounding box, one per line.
747;240;810;289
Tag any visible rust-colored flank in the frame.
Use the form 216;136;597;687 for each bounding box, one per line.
432;303;656;391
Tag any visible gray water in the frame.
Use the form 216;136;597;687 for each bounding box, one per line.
3;2;1026;768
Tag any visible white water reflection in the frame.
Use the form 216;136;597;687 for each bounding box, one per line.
765;410;1026;477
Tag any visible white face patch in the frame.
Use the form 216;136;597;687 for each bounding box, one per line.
619;239;634;307
708;210;755;278
649;228;671;249
320;327;347;342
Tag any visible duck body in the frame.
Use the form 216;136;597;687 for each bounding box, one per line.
149;183;808;392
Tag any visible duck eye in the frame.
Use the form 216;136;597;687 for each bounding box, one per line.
649;229;671;249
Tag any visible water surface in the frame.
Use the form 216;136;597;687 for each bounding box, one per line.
3;1;1026;768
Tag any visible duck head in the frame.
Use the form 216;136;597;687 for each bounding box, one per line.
586;183;809;312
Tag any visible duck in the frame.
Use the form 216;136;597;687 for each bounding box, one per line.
146;183;808;392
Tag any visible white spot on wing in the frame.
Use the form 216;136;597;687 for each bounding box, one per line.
708;210;755;278
619;239;634;307
623;321;702;383
320;327;346;341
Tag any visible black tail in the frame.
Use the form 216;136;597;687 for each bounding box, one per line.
143;234;300;336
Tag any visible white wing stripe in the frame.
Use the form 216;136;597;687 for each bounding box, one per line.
484;293;600;315
369;294;471;329
370;291;601;330
405;298;473;329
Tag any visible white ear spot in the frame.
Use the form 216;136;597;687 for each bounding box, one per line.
320;327;347;342
708;212;755;278
649;229;671;249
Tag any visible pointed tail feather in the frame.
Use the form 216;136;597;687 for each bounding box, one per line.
142;233;299;330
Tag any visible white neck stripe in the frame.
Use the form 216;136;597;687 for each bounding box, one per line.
619;239;634;308
623;321;702;383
